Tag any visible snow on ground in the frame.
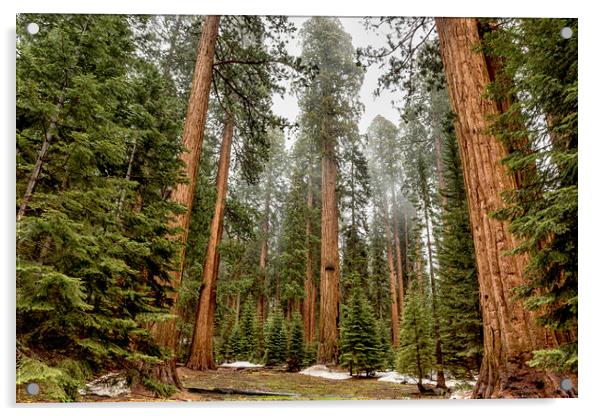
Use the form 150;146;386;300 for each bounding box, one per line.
299;365;352;380
376;371;476;393
445;378;477;388
375;371;418;385
450;390;473;399
219;361;264;368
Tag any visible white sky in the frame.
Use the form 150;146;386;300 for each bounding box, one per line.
271;17;401;137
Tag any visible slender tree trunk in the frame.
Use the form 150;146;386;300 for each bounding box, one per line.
391;189;405;318
422;200;446;389
310;282;317;342
404;211;410;276
147;15;220;386
382;194;400;348
414;237;425;298
303;177;315;343
435;17;573;398
117;139;137;213
17;95;65;222
186;112;233;371
257;186;269;333
318;130;340;365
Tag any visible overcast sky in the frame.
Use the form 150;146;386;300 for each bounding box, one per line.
271;17;401;139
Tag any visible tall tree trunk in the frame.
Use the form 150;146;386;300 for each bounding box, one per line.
17;95;65;222
317;132;340;365
422;199;446;389
186;112;234;371
310;281;317;342
303;177;315;343
391;189;405;318
435;17;573;398
257;185;270;336
382;194;400;348
404;210;410;275
147;15;220;387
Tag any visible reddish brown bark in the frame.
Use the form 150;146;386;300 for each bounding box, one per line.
435;17;574;398
391;189;405;318
318;131;340;365
147;15;220;387
186;112;234;371
257;188;269;330
303;177;315;343
382;193;400;348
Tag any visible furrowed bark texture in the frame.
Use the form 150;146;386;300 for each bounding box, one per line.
148;15;220;386
382;194;400;348
303;178;315;343
391;189;405;317
435;17;574;398
318;131;340;365
186;112;233;371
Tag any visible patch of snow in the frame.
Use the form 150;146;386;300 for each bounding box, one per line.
445;378;477;388
78;372;130;397
450;390;473;400
219;361;264;368
299;365;351;380
376;371;418;385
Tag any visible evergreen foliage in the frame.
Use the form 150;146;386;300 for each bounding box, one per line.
339;277;384;376
396;281;435;385
287;312;305;372
264;309;288;366
437;122;483;377
16;14;183;400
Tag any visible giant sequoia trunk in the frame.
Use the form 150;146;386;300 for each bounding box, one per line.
382;194;400;348
318;133;340;365
391;189;405;317
186;113;234;371
147;15;220;386
435;17;574;398
303;177;316;343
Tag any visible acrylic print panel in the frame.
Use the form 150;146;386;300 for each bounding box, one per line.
15;14;577;403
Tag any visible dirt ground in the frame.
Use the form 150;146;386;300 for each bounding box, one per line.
81;366;444;402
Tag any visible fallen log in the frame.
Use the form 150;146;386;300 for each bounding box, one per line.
186;386;301;397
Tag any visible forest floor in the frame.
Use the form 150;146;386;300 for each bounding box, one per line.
81;366;457;402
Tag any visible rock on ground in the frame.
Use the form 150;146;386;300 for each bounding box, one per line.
78;372;130;397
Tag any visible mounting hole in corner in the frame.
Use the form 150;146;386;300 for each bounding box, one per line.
560;27;573;39
560;378;573;391
26;382;40;395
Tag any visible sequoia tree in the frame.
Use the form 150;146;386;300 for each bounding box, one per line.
297;18;363;364
435;17;572;398
146;15;220;385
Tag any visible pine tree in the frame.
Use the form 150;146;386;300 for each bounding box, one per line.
239;299;260;361
396;280;435;391
16;14;185;399
438;120;483;377
287;312;305;372
339;278;384;376
264;309;288;366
